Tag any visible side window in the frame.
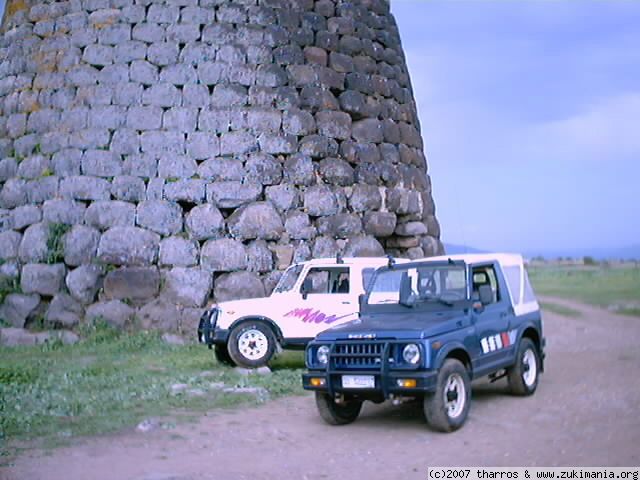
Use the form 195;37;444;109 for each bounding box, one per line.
503;265;522;306
471;265;500;304
303;267;350;294
523;269;537;304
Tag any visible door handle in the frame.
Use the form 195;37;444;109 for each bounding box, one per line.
500;311;509;318
342;301;352;305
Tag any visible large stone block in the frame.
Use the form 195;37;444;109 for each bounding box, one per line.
18;222;49;264
201;238;247;272
86;300;135;329
85;201;136;230
213;272;266;302
227;202;284;240
136;201;183;236
21;263;66;296
45;293;84;328
185;204;225;241
161;267;212;307
136;298;179;332
63;225;101;266
66;264;103;305
0;293;40;328
103;266;160;301
97;227;160;266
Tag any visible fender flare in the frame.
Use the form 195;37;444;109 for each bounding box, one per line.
228;316;284;343
434;340;472;373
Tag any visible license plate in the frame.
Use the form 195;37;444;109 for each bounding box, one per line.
342;375;375;389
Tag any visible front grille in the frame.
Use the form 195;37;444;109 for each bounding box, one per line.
332;341;387;370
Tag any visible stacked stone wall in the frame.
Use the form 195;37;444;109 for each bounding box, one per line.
0;0;443;334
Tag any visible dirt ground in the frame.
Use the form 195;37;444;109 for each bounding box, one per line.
2;297;639;480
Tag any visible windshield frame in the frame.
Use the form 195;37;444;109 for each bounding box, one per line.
273;263;304;294
363;260;471;311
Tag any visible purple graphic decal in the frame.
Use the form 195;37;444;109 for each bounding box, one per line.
284;308;353;325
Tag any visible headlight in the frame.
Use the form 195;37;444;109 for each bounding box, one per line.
402;344;421;365
317;345;330;365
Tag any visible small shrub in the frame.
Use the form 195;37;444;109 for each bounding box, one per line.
583;256;598;266
46;223;71;264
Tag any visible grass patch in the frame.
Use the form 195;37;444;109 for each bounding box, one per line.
529;265;640;316
0;322;305;451
46;223;71;264
539;301;582;318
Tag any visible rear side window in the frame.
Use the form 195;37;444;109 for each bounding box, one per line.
523;269;537;303
503;265;522;306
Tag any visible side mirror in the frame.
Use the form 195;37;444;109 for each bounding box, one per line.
358;293;365;310
399;272;416;307
301;277;313;300
478;284;493;306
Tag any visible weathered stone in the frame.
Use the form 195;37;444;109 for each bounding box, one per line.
97;227;160;266
60;176;110;201
63;225;100;266
185;204;225;241
395;221;429;236
207;181;262;209
265;184;299;212
352;118;383;143
0;294;40;328
312;236;340;258
283;154;315;186
201;238;247;272
304;186;339;217
245;154;283;185
363;211;397;237
285;211;317;240
111;176;146;202
161;267;212;307
349;184;382;212
159;236;199;267
86;300;134;329
136;201;183;236
66;264;103;304
246;240;273;273
0;231;21;261
227;202;284;240
315;110;352;140
103;267;160;302
45;293;83;328
198;158;245;181
20;263;66;296
9;205;41;230
318;158;354;186
343;235;385;257
85;201;136;230
213;272;266;302
317;214;363;239
18;222;49;263
137;298;179;332
386;188;422;215
282;109;315;136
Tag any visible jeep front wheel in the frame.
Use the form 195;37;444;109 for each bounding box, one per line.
507;338;540;396
315;393;363;425
424;359;471;432
227;321;277;368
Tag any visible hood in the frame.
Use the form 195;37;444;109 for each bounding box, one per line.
215;296;274;313
315;310;471;341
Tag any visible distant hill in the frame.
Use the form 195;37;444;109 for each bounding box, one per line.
443;243;640;260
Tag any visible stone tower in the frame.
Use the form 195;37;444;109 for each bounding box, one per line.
0;0;443;334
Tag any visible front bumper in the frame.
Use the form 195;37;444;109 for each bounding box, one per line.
302;369;438;398
197;309;228;347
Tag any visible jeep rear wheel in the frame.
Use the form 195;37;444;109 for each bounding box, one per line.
424;359;471;432
507;338;540;396
214;344;234;366
315;393;363;425
227;321;277;368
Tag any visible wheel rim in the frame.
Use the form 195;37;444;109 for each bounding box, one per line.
237;329;269;360
522;348;537;387
444;373;466;419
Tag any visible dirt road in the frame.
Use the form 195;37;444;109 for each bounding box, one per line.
2;298;639;480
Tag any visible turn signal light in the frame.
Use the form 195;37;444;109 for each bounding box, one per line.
397;379;417;388
310;378;326;387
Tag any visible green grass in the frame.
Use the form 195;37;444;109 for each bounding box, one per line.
0;322;305;451
539;301;582;317
529;265;640;316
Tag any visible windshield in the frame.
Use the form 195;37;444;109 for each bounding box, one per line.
274;264;304;293
367;264;467;306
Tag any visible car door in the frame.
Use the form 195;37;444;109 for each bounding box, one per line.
470;263;514;374
282;266;358;340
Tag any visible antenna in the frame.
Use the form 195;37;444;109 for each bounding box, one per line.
387;255;396;268
336;252;344;264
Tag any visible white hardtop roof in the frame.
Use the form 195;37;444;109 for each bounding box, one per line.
300;256;411;267
421;253;525;267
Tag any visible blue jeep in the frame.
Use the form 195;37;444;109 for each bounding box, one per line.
302;254;545;432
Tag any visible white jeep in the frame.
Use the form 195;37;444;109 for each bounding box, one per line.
198;256;407;368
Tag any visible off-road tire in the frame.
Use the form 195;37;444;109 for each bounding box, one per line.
214;344;234;366
227;321;277;368
315;392;363;425
424;359;471;432
507;338;540;396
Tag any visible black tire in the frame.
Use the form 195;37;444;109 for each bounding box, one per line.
507;338;540;396
227;321;277;368
315;392;363;426
214;344;234;366
423;359;471;432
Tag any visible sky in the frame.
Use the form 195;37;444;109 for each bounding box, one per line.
391;1;640;253
1;1;638;253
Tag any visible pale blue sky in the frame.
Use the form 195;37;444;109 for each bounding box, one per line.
392;1;640;252
1;1;638;252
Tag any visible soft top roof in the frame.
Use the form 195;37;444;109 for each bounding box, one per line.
299;257;411;267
